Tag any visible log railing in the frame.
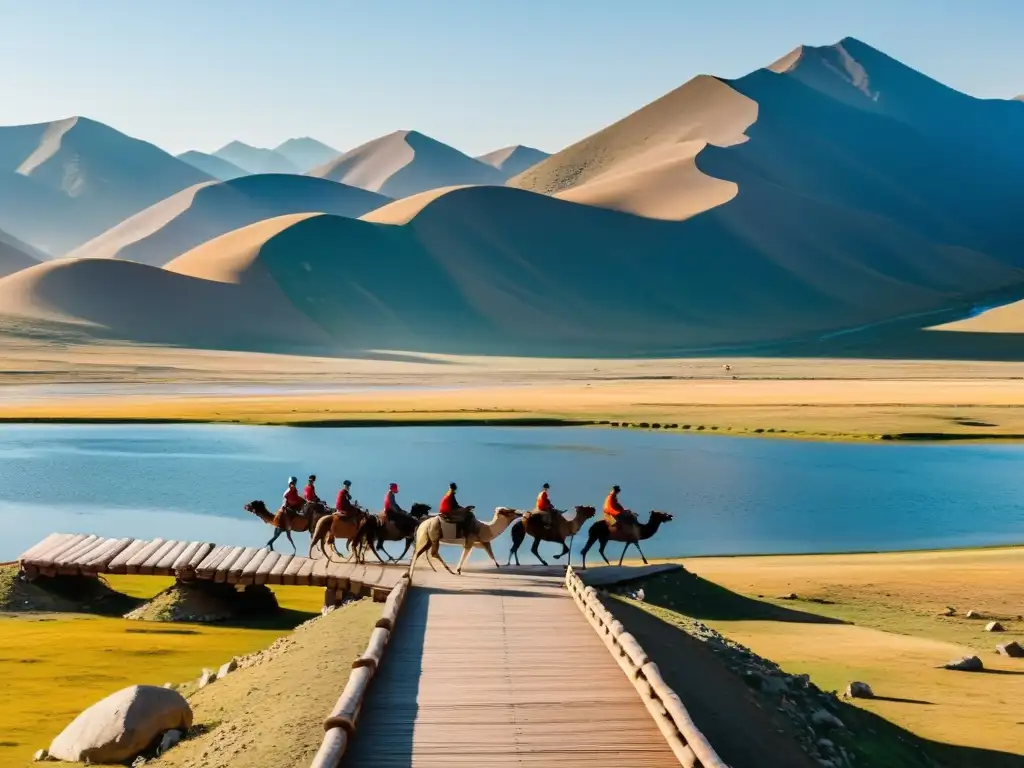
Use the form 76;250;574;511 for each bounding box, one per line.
310;573;410;767
565;566;728;768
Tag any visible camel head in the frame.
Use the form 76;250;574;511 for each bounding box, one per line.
574;505;598;520
244;500;269;514
649;510;674;524
495;507;523;521
410;502;432;519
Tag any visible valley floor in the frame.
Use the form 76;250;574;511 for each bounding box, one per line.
3;340;1024;440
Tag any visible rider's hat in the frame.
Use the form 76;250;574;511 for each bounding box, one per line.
449;482;458;490
612;485;621;493
288;476;297;485
389;482;399;492
343;479;352;487
542;483;550;489
308;474;316;481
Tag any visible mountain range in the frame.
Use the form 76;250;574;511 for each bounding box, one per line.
1;37;1023;357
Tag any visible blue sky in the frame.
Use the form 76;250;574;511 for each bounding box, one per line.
0;0;1021;156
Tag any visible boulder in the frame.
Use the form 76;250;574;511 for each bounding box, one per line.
844;681;874;699
217;658;238;679
965;610;983;619
940;606;956;617
48;685;191;764
996;641;1024;658
985;621;1005;632
198;668;217;688
158;729;183;754
810;709;845;730
32;748;49;761
778;593;798;600
941;655;984;671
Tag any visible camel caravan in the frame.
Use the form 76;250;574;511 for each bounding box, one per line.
244;476;673;576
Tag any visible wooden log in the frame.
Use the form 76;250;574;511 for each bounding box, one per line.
106;539;150;574
619;632;650;671
636;685;700;768
268;553;294;585
55;536;107;574
326;561;350;594
309;728;348;768
153;541;191;574
348;565;366;597
311;554;331;587
138;539;180;576
51;534;101;567
183;542;215;572
283;555;306;585
375;581;406;631
239;548;271;585
195;545;233;579
213;546;247;583
254;551;280;585
125;538;166;575
657;687;728;768
170;541;203;572
23;533;88;566
18;533;69;563
82;538;134;574
371;587;389;603
227;547;260;584
323;666;373;734
294;556;316;586
353;627;390;672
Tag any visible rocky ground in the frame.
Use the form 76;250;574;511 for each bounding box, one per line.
0;565;141;616
123;582;280;624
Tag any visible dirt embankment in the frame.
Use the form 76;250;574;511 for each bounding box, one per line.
0;565;141;615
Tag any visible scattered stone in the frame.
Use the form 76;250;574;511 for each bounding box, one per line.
162;682;176;690
941;655;984;671
48;685;192;764
217;658;238;679
844;681;874;699
996;641;1024;658
158;729;183;755
985;621;1005;632
941;606;956;617
778;593;798;600
965;610;983;619
636;588;645;602
198;668;217;688
132;757;147;767
32;748;49;761
816;738;835;752
810;709;845;730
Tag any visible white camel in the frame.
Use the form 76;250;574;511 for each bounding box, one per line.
409;507;522;579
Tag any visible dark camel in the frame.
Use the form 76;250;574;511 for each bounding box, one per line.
507;505;597;566
244;500;331;553
352;502;432;563
308;506;372;562
579;510;673;569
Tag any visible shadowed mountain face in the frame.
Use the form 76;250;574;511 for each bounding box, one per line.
476;145;551;180
0;228;40;277
308;130;506;198
68;174;390;267
177;150;250;181
0;117;213;254
274;137;341;172
213;141;300;175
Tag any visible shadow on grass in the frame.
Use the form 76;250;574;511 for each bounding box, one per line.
636;568;847;624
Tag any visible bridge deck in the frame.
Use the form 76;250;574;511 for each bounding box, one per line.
17;532;405;594
343;569;679;767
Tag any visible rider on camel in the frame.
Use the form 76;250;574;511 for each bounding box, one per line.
535;483;562;532
439;482;476;537
304;475;323;505
283;477;307;517
335;480;359;518
603;485;637;529
383;482;417;531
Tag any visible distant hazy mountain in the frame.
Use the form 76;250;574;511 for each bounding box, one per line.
273;137;341;172
212;141;299;175
0;116;212;254
177;150;250;180
476;145;550;180
0;228;40;277
307;130;505;199
69;174;389;267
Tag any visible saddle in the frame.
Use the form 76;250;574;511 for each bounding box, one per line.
378;510;418;537
440;507;477;540
606;512;639;540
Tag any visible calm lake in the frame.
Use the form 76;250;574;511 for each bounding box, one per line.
1;424;1023;563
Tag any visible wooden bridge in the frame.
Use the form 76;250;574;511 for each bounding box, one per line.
17;532;405;597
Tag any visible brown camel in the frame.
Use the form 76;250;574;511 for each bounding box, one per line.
579;510;673;569
308;507;374;562
244;500;331;553
351;502;432;562
507;505;597;566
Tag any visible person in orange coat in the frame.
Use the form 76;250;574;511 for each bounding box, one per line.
603;485;637;528
535;482;562;532
440;482;476;537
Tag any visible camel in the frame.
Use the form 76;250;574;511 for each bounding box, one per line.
409;507;522;580
579;510;673;569
507;505;597;566
244;500;331;553
352;502;432;562
308;507;373;561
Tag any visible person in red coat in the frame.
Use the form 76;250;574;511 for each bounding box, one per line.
336;480;358;517
603;485;636;529
283;477;305;516
535;483;562;532
304;475;323;504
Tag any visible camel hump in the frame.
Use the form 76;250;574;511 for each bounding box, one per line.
439;519;461;541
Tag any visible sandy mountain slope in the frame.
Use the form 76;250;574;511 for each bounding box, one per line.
213;141;299;175
476;145;550;180
274;137;340;172
307;130;505;198
0;117;212;254
177;150;250;181
0;257;330;349
68;174;389;267
0;229;39;277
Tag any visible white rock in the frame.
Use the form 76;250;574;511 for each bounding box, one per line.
32;748;49;761
965;609;983;619
158;729;183;754
198;668;217;688
636;588;645;602
48;685;192;764
217;658;238;679
985;621;1005;632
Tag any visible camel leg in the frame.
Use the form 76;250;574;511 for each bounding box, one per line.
530;536;549;567
633;540;649;565
455;542;473;575
285;529;296;554
598;537;612;566
364;539;386;564
430;539;454;575
552;538;570;561
580;534;597;571
508;521;524;566
396;538;413;561
481;541;500;568
377;540;395;562
267;527;283;551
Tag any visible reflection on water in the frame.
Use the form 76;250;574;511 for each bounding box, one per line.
1;424;1023;562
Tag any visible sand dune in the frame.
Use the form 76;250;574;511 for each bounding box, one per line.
274;137;341;172
475;145;550;180
308;130;505;198
0;117;211;254
0;257;330;349
68;174;389;267
213;141;299;175
0;229;39;277
177;150;250;181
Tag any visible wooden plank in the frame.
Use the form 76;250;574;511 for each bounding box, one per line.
106;539;150;574
348;565;367;597
154;541;191;574
294;556;316;586
254;551;280;585
138;539;179;576
52;535;102;573
184;542;215;572
124;538;166;575
168;541;204;576
239;548;271;585
27;533;90;567
227;547;260;584
195;545;233;579
82;538;134;574
310;554;331;587
326;561;350;593
214;546;247;583
283;555;306;585
266;553;293;585
18;533;70;563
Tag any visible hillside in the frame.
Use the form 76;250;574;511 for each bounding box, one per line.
68;174;389;267
274;137;340;172
213;141;299;175
0;228;39;277
0;117;212;254
177;150;250;180
476;145;550;180
307;130;505;198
